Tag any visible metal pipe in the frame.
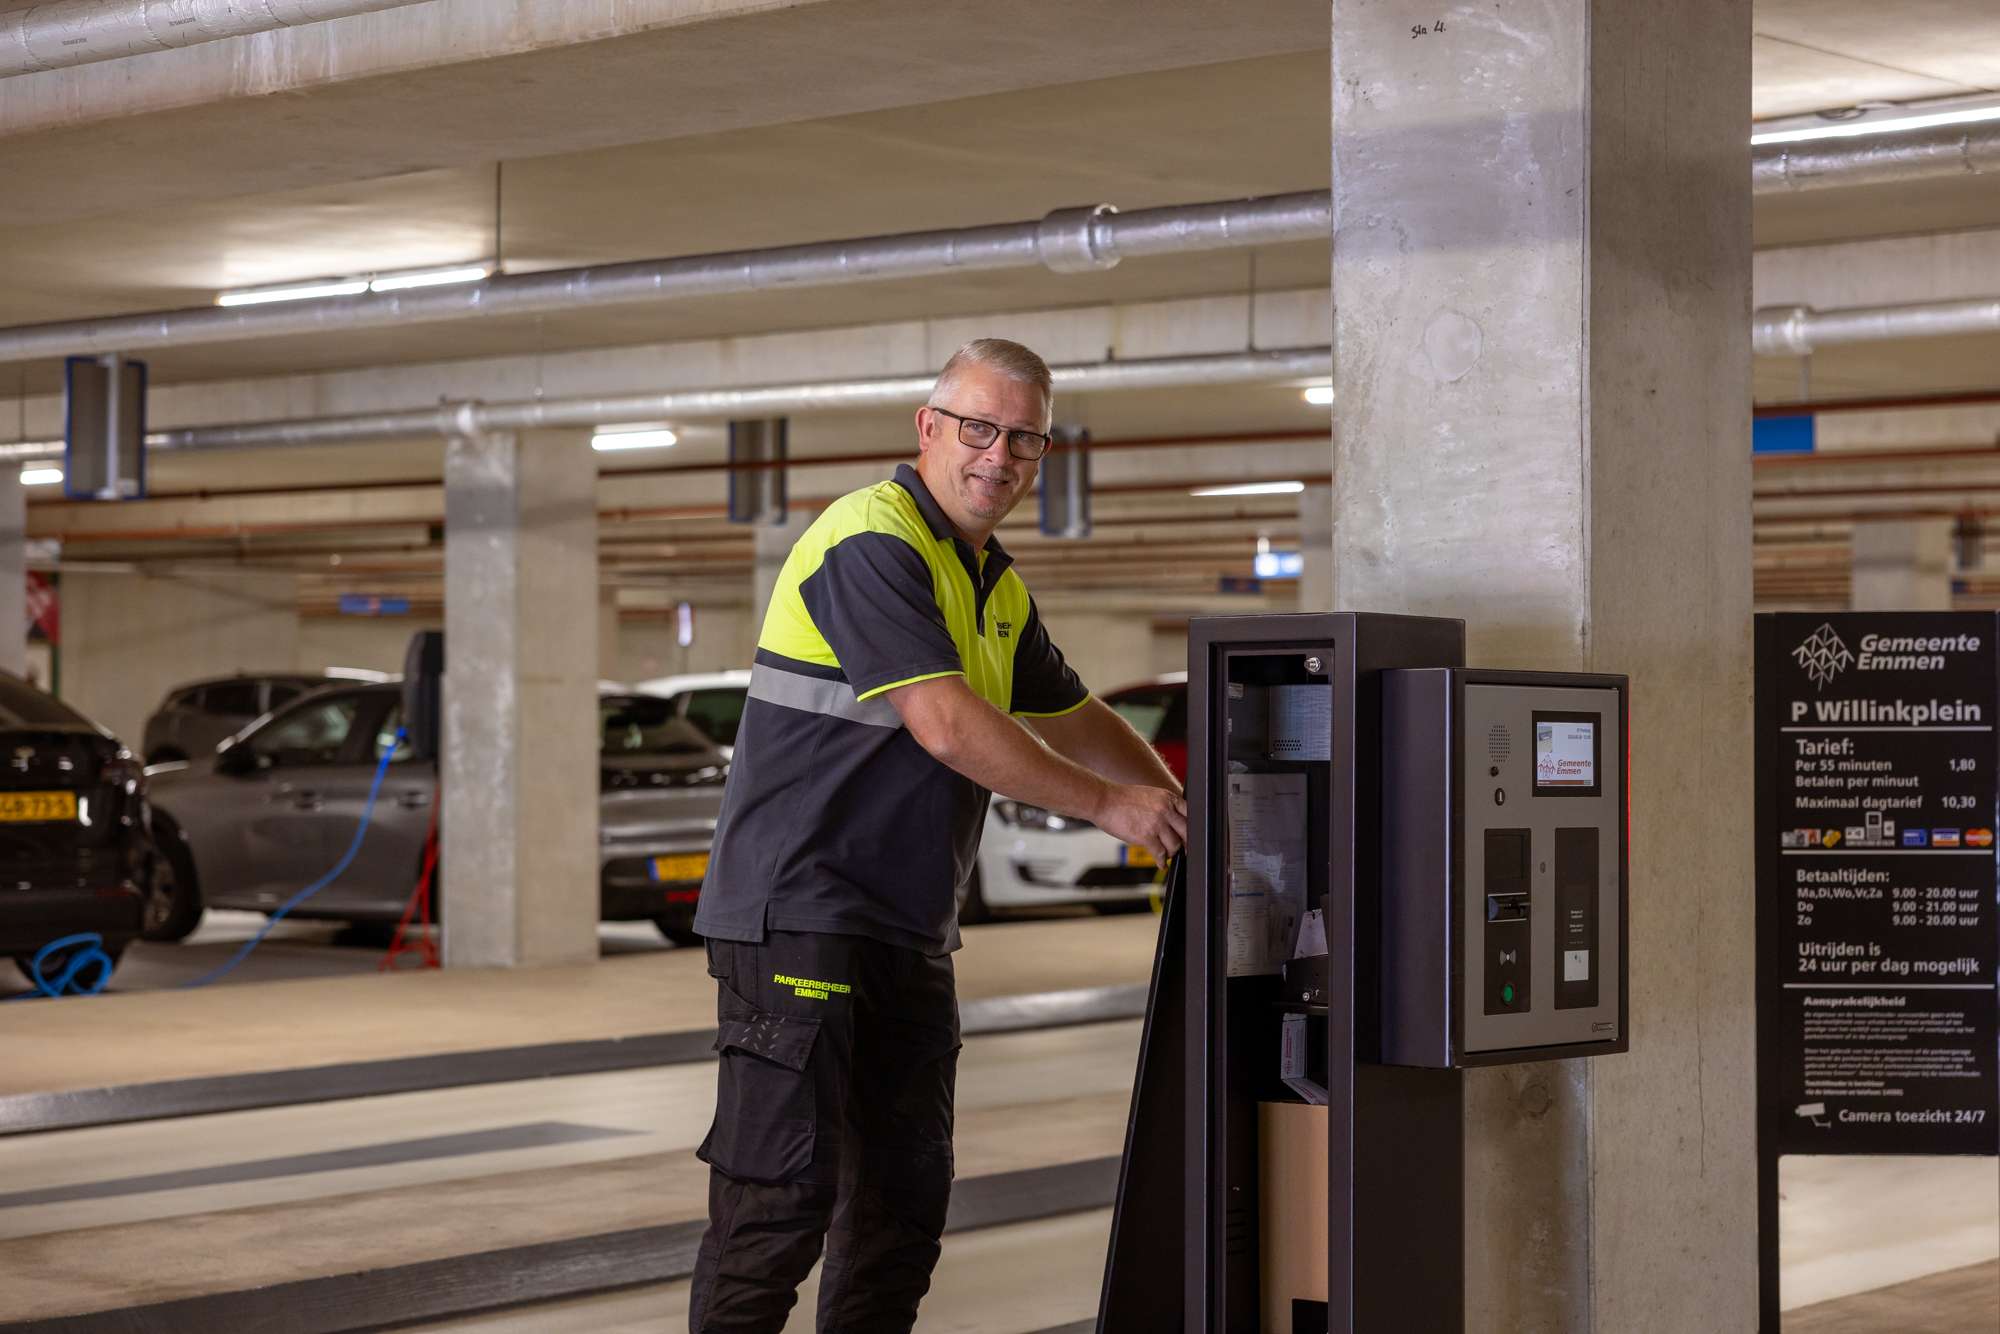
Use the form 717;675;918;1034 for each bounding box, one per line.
1753;120;2000;194
1753;296;2000;356
0;348;1330;462
0;0;423;78
0;192;1332;366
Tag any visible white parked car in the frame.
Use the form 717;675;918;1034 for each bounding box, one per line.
962;675;1185;921
647;669;1186;921
633;669;752;759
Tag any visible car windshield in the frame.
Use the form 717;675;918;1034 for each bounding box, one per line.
601;696;712;757
0;674;89;728
681;687;747;748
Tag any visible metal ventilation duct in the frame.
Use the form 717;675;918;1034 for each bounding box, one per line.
0;135;1990;367
1753;121;2000;193
0;0;423;78
0;347;1332;462
0;192;1332;366
1752;297;2000;357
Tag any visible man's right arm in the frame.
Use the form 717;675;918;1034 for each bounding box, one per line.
886;675;1186;861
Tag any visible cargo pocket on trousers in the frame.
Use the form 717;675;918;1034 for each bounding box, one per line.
697;1006;822;1184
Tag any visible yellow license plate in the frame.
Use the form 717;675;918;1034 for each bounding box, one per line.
0;790;77;823
652;852;710;883
1123;845;1157;869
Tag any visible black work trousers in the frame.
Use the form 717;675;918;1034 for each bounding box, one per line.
688;929;961;1334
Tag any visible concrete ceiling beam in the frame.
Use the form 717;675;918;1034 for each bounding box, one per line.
0;0;1323;226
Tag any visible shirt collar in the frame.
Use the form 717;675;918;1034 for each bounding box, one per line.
893;463;1015;565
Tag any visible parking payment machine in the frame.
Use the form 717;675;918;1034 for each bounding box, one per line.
1097;615;1629;1334
1380;668;1629;1068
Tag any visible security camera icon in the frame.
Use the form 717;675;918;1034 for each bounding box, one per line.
1794;1102;1831;1128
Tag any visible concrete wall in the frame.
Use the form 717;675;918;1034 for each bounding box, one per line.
1038;607;1157;697
60;570;299;747
614;605;757;686
296;616;441;676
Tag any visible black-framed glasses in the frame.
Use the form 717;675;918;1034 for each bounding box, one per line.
929;405;1053;462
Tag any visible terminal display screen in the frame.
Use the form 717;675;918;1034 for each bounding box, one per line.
1534;713;1601;795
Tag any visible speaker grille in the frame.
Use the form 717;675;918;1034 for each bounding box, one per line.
1487;724;1512;765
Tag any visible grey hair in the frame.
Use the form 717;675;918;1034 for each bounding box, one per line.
927;338;1054;416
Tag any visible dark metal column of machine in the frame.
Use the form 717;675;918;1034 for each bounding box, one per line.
1099;613;1630;1334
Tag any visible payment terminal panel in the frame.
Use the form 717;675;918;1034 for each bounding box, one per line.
1381;668;1628;1066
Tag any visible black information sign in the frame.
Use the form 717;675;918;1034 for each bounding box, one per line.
1756;612;1999;1159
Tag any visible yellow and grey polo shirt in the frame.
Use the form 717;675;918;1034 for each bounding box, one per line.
696;463;1089;954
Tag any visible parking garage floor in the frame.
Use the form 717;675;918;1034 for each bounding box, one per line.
1;912;1992;1332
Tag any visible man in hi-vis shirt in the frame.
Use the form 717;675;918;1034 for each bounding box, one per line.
689;339;1185;1332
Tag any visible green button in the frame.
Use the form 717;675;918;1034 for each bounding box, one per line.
1502;984;1516;1004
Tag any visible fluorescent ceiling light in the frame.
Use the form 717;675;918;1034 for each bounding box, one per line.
1190;480;1305;498
1752;103;2000;146
1302;384;1334;406
19;467;62;486
216;279;369;307
369;265;490;293
592;426;678;453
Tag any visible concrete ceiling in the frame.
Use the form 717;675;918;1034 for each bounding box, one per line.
9;0;2000;609
0;51;1331;391
1752;0;2000;117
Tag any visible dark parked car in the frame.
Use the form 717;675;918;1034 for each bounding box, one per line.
0;671;155;989
144;683;726;945
140;670;387;765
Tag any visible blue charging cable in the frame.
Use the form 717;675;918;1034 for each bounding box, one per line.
8;932;117;1000
7;729;407;1001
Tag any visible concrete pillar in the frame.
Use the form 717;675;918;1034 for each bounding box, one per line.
441;427;599;969
598;582;621;682
1298;482;1332;614
1850;518;1953;610
752;511;816;634
1331;2;1754;1330
0;469;23;677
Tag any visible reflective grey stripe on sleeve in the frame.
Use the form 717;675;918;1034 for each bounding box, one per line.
748;662;905;729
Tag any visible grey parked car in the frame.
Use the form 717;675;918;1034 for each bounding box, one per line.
141;671;387;765
143;683;725;946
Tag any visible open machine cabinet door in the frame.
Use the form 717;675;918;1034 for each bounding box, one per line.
1100;614;1631;1334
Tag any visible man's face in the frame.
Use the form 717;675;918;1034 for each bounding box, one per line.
914;366;1048;539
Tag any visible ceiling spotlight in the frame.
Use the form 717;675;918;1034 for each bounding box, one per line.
1190;481;1306;498
216;279;369;307
18;467;62;486
1302;384;1334;406
369;265;491;293
592;425;679;453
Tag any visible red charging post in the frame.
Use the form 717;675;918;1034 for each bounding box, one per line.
380;789;442;971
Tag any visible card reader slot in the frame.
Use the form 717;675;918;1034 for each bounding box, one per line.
1483;828;1531;1014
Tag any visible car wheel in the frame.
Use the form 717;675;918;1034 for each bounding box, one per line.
956;866;991;926
14;939;125;992
141;817;205;943
653;918;702;947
